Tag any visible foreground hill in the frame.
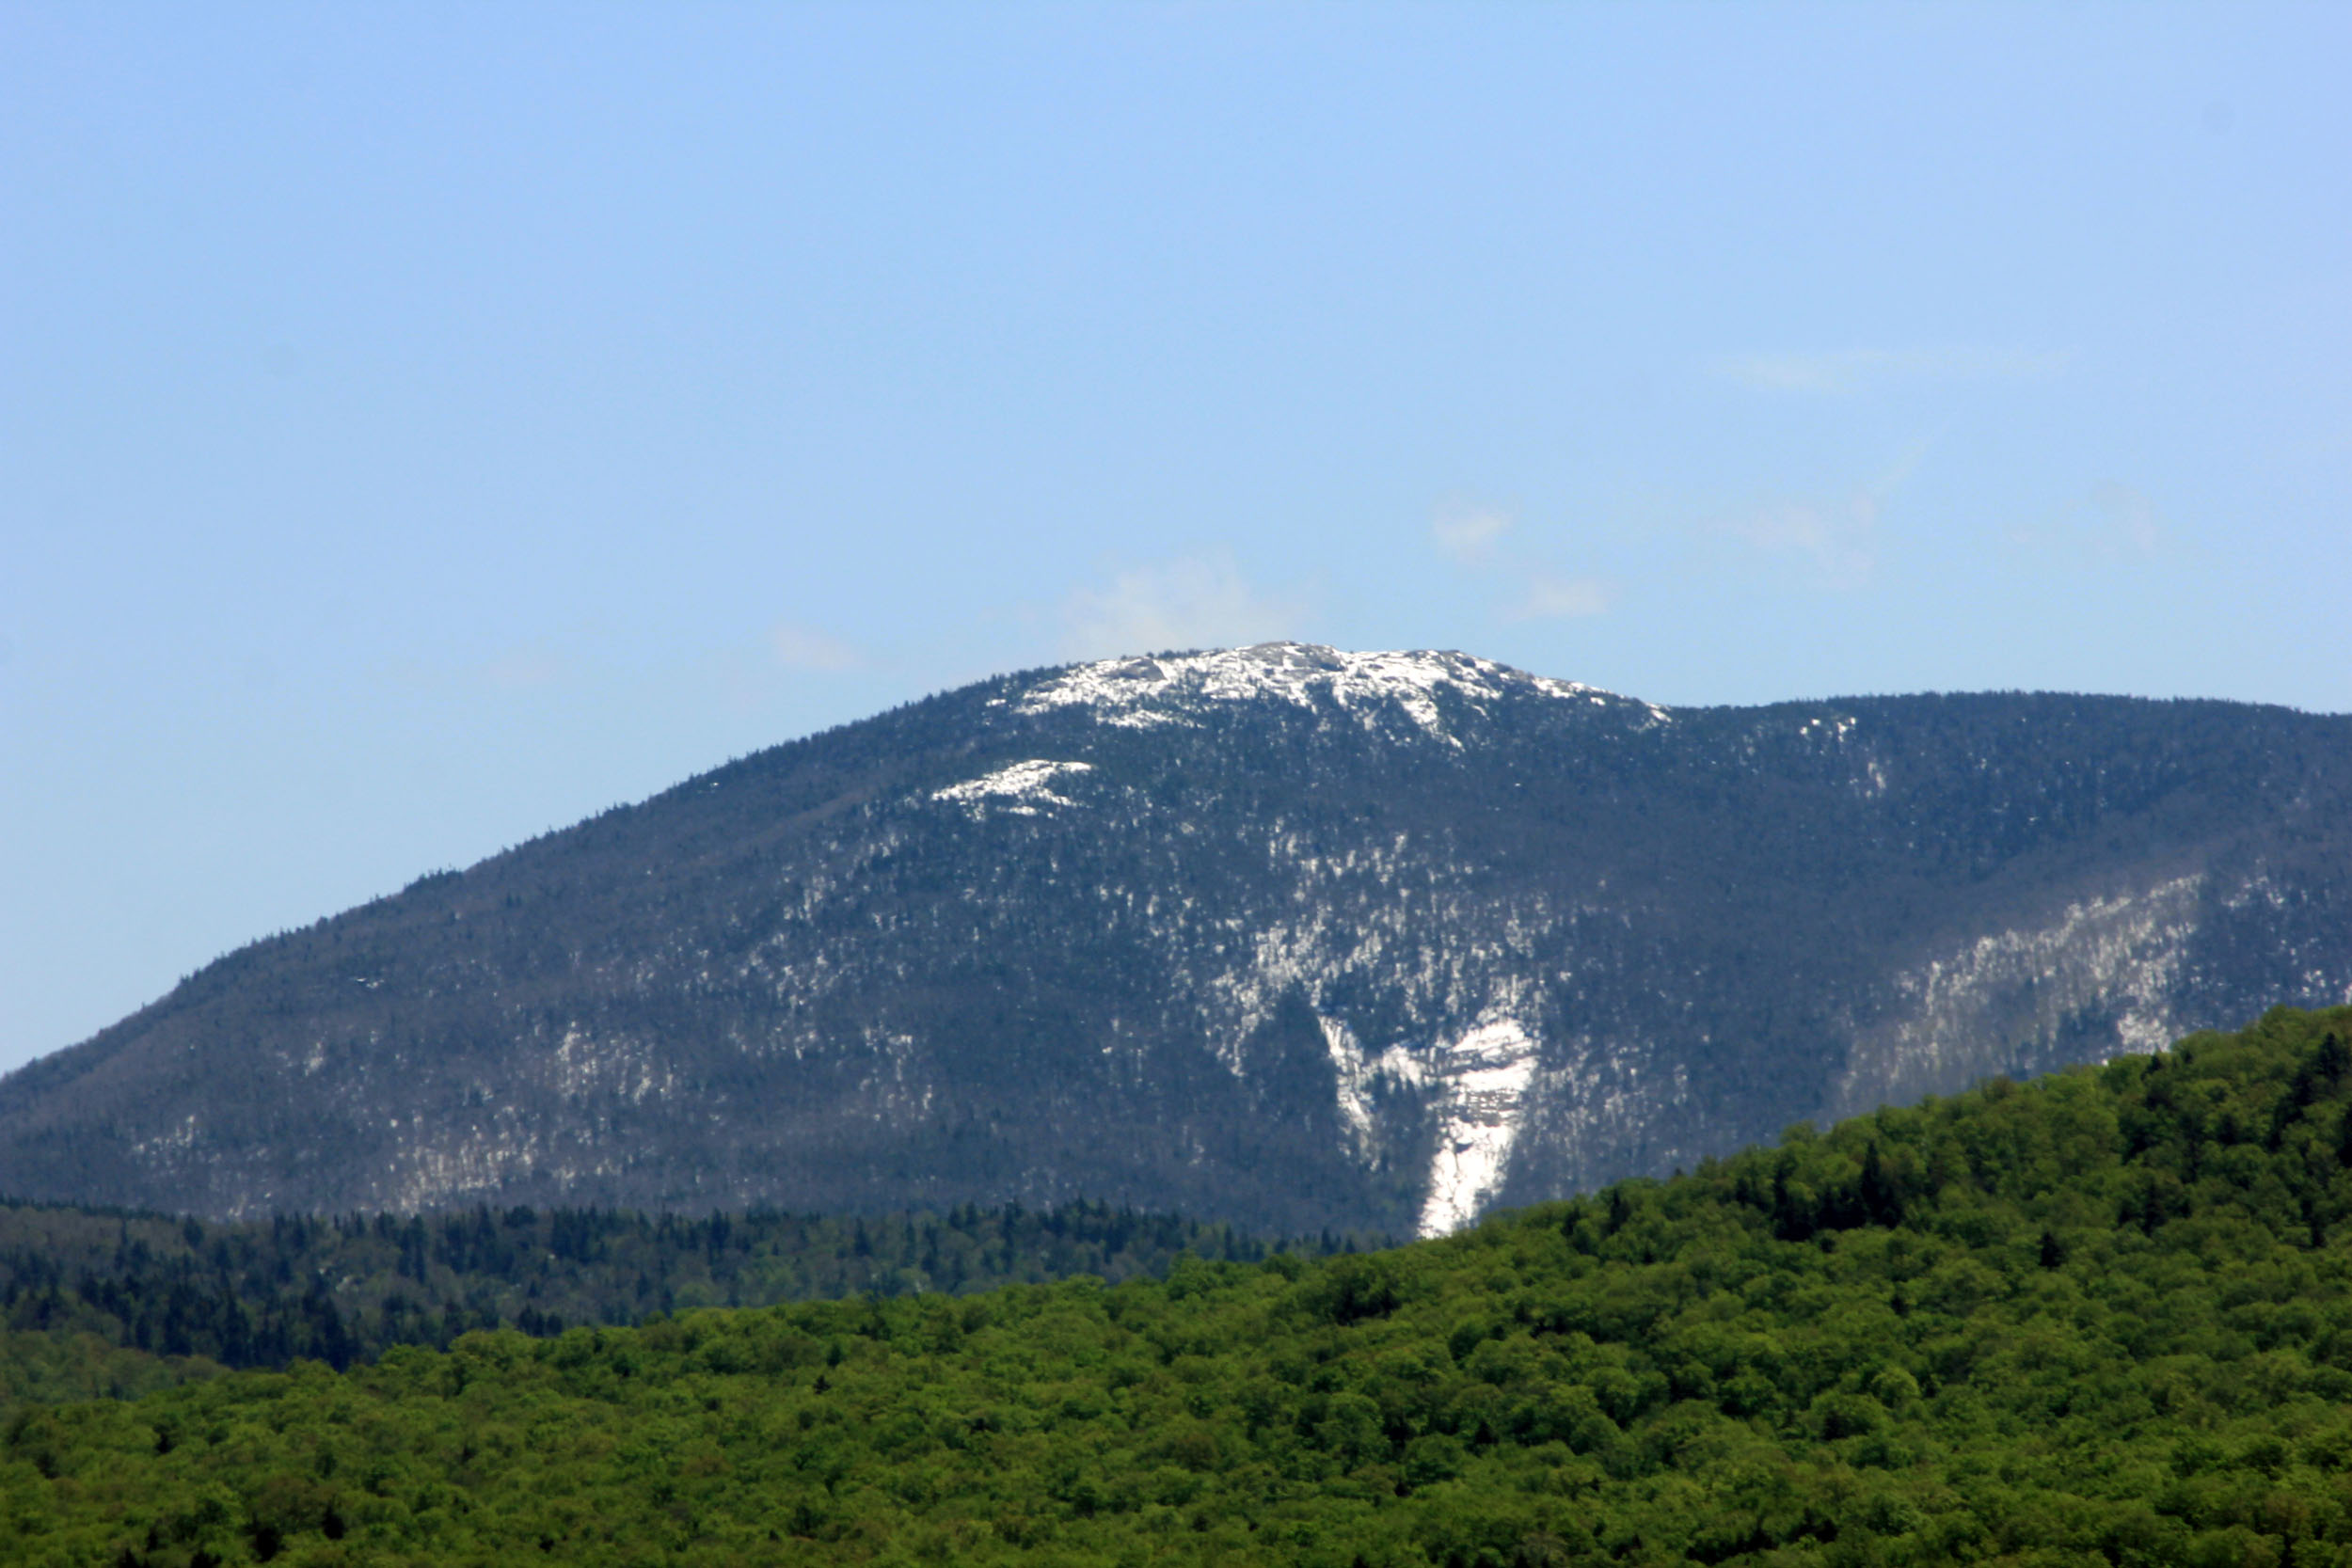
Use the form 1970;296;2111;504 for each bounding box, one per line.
6;644;2351;1231
8;1006;2352;1566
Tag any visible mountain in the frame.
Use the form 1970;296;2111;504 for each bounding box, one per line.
5;643;2350;1231
12;1006;2352;1567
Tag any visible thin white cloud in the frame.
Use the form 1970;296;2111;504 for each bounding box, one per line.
2007;481;2170;559
1503;575;1612;622
1432;494;1615;624
480;642;568;690
1060;552;1309;659
1724;501;1875;589
770;622;860;671
1714;347;2073;395
1431;499;1513;563
382;637;580;693
2086;481;2165;553
1718;443;1927;591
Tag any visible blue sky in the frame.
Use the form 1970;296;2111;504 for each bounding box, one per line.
4;3;2347;1070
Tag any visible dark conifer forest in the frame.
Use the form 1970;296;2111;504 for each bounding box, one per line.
10;1006;2352;1565
0;1199;1348;1411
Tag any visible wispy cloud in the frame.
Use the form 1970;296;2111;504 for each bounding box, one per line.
1430;499;1513;563
2007;481;2169;560
377;636;581;694
1431;495;1615;623
2083;481;2165;553
1503;575;1612;622
1723;502;1877;589
769;622;860;671
480;641;569;690
1060;551;1310;658
1714;347;2072;395
1717;443;1927;591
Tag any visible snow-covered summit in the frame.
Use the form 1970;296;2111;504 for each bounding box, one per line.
1013;641;1666;737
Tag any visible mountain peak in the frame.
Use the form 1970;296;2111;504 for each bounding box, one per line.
1011;641;1663;737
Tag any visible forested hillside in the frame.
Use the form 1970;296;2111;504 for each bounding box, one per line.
11;1006;2352;1566
0;1201;1340;1415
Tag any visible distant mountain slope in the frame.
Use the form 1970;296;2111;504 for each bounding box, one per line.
5;643;2350;1229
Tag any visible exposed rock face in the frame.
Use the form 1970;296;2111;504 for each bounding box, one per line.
6;644;2349;1232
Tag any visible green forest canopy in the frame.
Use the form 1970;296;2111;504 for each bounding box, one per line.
11;1005;2352;1566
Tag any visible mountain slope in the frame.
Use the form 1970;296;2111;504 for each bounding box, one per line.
5;643;2350;1229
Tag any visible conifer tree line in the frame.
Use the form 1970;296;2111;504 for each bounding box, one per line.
0;1197;1367;1402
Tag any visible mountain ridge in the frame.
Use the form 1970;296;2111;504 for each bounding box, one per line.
7;644;2350;1230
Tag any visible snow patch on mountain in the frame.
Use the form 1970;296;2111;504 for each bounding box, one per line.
1829;873;2207;1119
377;1108;548;1216
1319;1017;1422;1147
1317;1011;1544;1236
931;760;1096;816
1414;1018;1543;1237
1017;642;1667;738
